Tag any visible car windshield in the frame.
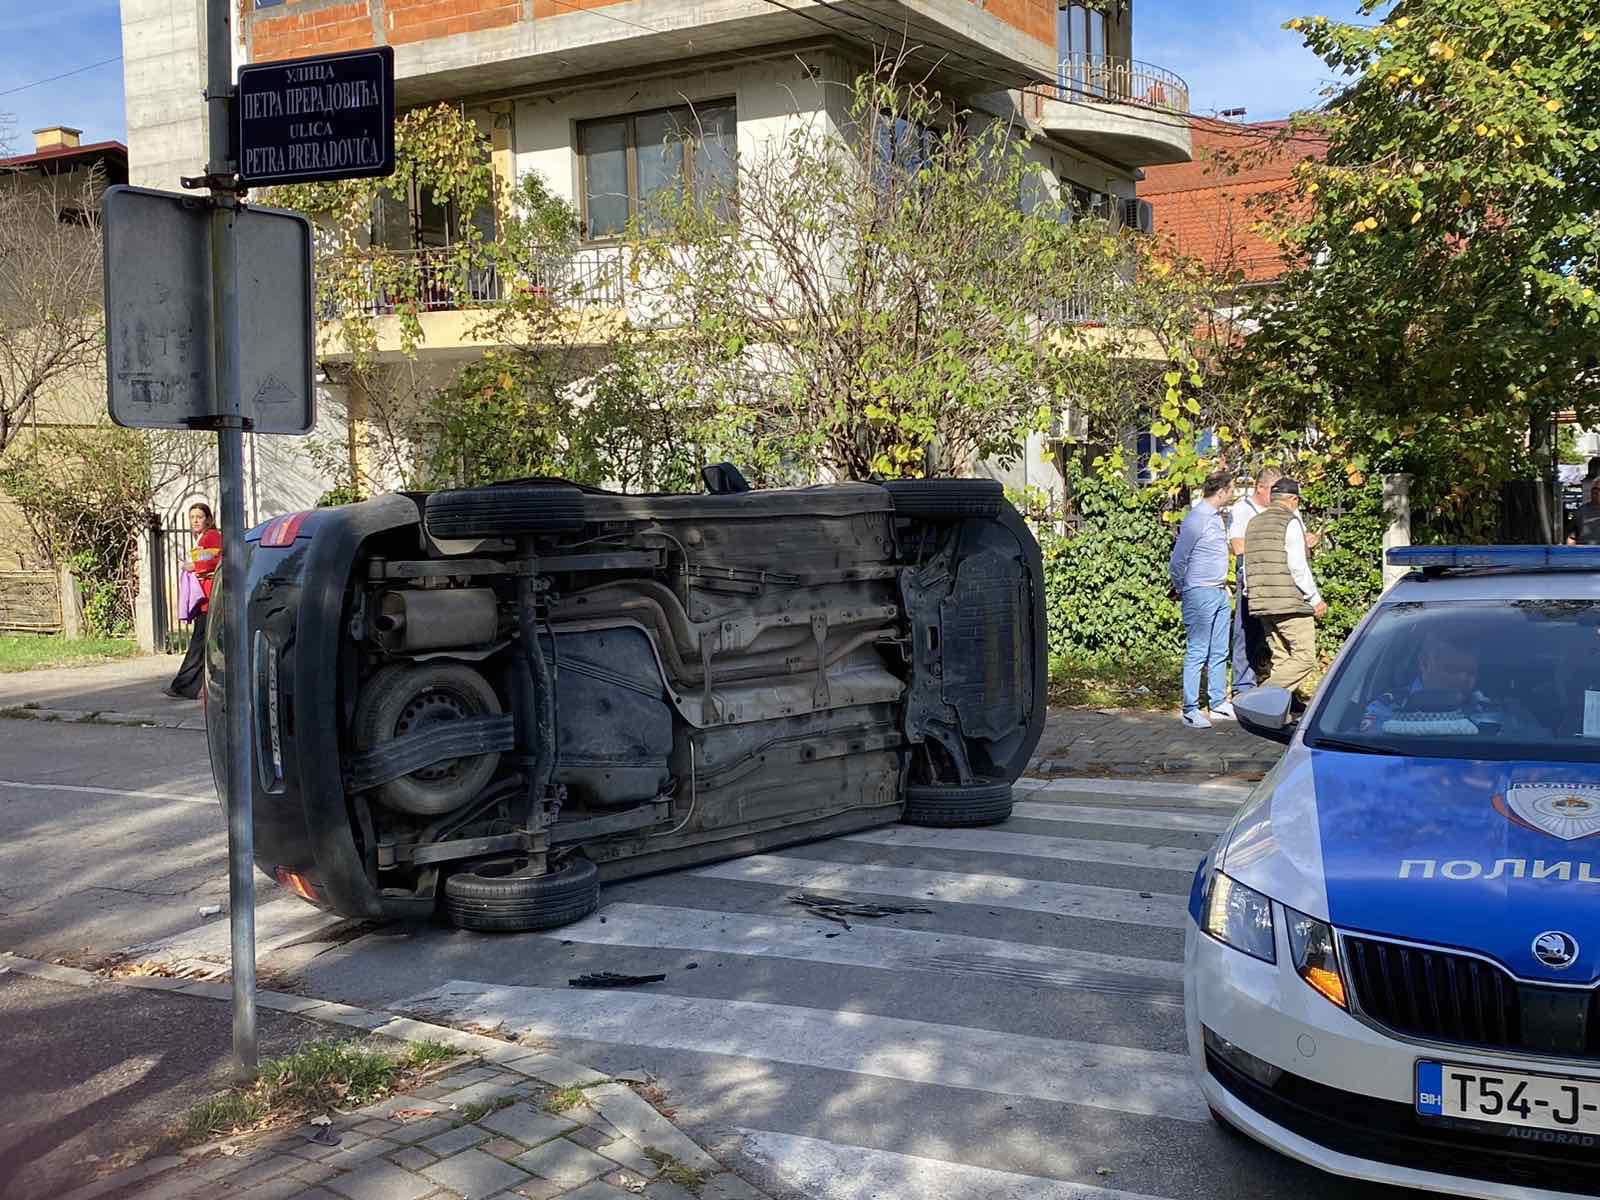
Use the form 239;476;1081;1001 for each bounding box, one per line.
1306;598;1600;762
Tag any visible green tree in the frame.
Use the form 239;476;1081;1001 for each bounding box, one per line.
626;67;1192;483
1244;0;1600;538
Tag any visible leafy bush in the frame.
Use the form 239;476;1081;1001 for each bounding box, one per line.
1302;473;1385;662
1040;465;1184;661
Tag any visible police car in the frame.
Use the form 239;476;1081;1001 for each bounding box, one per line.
1189;546;1600;1199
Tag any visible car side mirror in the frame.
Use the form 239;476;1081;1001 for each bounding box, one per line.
1233;686;1296;745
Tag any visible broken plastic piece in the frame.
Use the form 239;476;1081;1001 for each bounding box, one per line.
568;972;667;989
197;904;223;918
788;892;934;930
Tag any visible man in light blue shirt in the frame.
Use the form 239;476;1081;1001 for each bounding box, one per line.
1169;470;1236;729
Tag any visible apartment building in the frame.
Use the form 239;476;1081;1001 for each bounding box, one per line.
119;0;1193;507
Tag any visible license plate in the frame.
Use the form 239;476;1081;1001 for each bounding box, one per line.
1418;1061;1600;1135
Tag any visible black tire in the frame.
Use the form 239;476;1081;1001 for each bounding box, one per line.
424;483;588;540
445;856;601;932
353;662;503;816
883;478;1005;520
1209;1106;1247;1140
903;781;1014;827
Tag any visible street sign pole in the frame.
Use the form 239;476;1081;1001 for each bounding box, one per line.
204;0;258;1082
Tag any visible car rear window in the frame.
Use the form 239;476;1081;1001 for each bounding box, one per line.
1306;599;1600;762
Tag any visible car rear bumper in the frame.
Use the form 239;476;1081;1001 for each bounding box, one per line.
1186;918;1600;1198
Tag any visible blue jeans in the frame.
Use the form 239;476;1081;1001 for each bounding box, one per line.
1181;586;1231;714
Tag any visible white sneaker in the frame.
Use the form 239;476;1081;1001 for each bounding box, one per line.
1181;710;1212;730
1210;701;1237;721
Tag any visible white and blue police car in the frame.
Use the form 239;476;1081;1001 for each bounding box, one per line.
1188;546;1600;1199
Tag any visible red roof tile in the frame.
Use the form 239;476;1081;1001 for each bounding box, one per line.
1139;120;1326;284
0;140;128;171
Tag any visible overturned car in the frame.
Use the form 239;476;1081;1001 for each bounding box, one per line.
205;474;1045;932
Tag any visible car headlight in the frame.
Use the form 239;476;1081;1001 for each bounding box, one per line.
1286;907;1347;1009
1202;871;1276;963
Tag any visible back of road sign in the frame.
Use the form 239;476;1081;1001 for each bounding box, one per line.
104;185;316;434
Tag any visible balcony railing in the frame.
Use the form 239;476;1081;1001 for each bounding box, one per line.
331;246;628;320
1054;54;1190;116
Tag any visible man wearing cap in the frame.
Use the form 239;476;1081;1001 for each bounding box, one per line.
1169;470;1237;729
1243;477;1327;699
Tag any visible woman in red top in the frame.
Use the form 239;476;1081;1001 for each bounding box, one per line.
164;502;222;700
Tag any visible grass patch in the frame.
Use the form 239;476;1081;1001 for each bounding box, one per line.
543;1085;586;1114
400;1040;459;1070
456;1095;515;1123
1049;651;1184;712
180;1038;455;1143
643;1147;711;1192
0;635;137;674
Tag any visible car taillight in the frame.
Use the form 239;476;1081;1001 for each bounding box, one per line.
259;510;311;547
274;867;320;904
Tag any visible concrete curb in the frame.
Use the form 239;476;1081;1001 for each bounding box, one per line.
0;952;771;1200
0;702;206;731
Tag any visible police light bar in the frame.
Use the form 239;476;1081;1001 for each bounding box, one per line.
1386;545;1600;571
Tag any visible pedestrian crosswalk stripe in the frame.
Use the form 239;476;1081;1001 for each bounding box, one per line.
1027;777;1251;806
0;778;214;805
543;902;1183;1000
695;856;1188;927
1011;802;1232;834
844;827;1205;873
737;1129;1172;1200
398;982;1209;1123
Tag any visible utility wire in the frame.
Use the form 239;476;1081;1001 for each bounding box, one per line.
0;55;123;98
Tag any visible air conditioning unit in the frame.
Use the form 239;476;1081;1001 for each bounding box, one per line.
1123;198;1155;235
1048;406;1088;442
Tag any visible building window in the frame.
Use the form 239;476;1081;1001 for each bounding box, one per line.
1058;3;1110;97
577;100;737;241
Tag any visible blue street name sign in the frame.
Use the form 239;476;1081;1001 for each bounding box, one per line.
235;46;395;188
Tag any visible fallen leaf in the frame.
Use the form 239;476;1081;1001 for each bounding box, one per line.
391;1107;437;1122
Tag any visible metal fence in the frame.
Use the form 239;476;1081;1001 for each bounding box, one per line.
0;571;62;634
335;246;629;319
1056;54;1192;115
151;522;199;654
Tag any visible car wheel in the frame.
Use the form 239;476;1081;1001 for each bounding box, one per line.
1208;1106;1247;1140
424;483;588;539
883;478;1005;520
444;856;601;932
354;663;503;816
902;781;1014;827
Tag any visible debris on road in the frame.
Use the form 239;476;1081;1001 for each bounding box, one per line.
569;971;668;989
787;892;933;930
197;905;222;918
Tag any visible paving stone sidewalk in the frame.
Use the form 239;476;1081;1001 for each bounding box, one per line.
1;957;772;1200
1029;706;1283;777
108;1061;760;1200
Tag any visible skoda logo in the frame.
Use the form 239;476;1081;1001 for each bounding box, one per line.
1533;931;1580;970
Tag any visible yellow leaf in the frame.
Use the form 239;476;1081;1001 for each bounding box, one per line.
1411;73;1425;86
1307;180;1320;194
1475;123;1489;136
1395;15;1410;27
1184;398;1201;415
1411;209;1423;224
1546;98;1562;113
1585;29;1596;42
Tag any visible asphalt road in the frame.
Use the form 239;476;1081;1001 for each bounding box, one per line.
0;716;1411;1200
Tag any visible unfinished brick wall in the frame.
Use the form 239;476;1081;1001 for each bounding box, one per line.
251;0;374;62
386;0;520;46
979;0;1056;50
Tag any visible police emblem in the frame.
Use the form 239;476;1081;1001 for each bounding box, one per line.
1503;784;1600;842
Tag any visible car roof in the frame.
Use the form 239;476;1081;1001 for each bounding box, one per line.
1382;570;1600;604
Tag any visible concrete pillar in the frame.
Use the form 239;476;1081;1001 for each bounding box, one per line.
59;568;85;640
134;527;158;654
1382;472;1412;590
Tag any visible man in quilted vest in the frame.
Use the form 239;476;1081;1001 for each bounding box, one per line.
1242;478;1326;699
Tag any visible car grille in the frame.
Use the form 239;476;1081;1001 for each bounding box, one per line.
1343;934;1600;1059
